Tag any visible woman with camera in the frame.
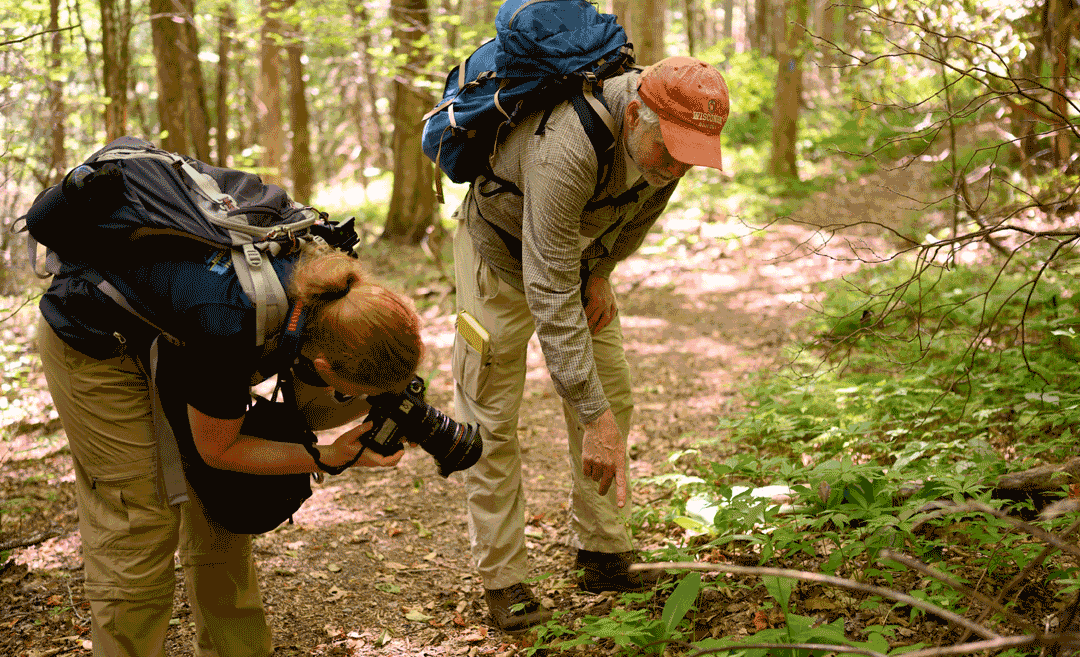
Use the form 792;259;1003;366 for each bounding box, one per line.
37;242;424;657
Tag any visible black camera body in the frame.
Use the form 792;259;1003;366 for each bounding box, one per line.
308;216;360;256
358;376;482;477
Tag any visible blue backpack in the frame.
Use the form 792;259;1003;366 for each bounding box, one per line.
421;0;635;202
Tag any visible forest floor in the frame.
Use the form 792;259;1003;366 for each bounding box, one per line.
0;162;983;657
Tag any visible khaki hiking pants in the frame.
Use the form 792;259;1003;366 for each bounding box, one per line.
38;318;271;657
452;225;635;591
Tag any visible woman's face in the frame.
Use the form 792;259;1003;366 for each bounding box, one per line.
313;359;413;399
319;367;412;397
624;101;692;187
318;368;386;398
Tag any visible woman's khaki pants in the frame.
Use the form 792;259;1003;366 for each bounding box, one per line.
452;226;635;591
39;318;271;657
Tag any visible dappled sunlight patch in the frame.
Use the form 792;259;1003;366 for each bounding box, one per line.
289;464;443;529
1;429;67;464
311;179;393;212
624;335;738;363
523;334;547;382
14;533;81;571
692;271;745;294
421;314;456;351
663;212;759;242
619;315;669;331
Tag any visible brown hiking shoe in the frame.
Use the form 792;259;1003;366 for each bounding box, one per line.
483;582;553;633
575;550;662;593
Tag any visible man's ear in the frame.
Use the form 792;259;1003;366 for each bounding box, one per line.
625;99;641;129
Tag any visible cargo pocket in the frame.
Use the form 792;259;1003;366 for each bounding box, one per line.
81;470;177;599
453;320;492;401
83;471;172;550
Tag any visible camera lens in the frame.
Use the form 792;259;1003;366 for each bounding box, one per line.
415;404;482;477
356;376;483;475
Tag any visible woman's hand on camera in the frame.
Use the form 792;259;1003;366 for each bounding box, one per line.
327;421;404;468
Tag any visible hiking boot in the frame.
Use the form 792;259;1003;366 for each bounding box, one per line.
483;582;553;633
575;550;662;593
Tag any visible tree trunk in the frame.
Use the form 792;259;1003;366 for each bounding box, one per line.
683;0;696;56
258;0;286;185
810;0;823;44
287;44;313;204
100;0;131;141
1007;10;1044;176
47;0;65;184
769;0;806;179
441;0;460;52
350;1;389;175
819;0;840;88
612;0;633;54
216;5;236;166
1047;0;1075;168
237;38;258;156
633;0;665;65
723;0;734;53
383;0;436;245
150;0;187;152
754;0;768;53
842;0;858;46
480;0;497;27
177;0;210;161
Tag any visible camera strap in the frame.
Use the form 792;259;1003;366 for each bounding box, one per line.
280;300;306;365
276;299;370;476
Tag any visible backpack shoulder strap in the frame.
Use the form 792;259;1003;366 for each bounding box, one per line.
146;336;191;507
568;80;618;199
482;79;618;202
584;179;651;212
231;243;289;348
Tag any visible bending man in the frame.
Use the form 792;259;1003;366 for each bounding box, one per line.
451;56;730;632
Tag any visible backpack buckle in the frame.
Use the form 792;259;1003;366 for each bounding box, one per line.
243;243;263;268
219;195;238;211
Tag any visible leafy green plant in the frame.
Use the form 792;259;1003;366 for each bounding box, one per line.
561;575;701;654
691;576;895;657
717;255;1080;473
658;572;702;650
526;574;702;656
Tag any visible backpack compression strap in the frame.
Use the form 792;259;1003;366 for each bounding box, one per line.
230;244;289;348
102;146;239;211
80;270;185;348
97;146;305;347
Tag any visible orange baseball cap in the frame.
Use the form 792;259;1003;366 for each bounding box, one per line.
637;56;730;170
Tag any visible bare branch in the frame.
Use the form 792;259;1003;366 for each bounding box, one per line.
0;25;78;47
631;562;1001;639
898;636;1042;657
686;641;890;657
0;529;63;552
879;550;1039;634
916;501;1080;561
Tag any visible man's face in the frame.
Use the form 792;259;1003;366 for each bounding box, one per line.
625;102;693;187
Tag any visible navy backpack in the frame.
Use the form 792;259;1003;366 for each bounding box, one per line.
17;136;359;350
